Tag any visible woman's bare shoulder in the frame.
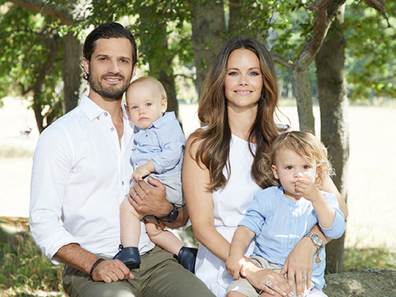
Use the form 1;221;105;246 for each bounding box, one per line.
186;128;206;150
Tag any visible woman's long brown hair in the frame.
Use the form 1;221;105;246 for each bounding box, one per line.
191;36;286;190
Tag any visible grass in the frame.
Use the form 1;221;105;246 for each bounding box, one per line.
0;218;395;297
0;218;65;297
0;145;33;158
343;247;396;272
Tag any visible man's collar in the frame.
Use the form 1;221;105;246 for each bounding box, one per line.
80;95;126;121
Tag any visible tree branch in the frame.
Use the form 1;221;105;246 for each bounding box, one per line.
364;0;391;27
18;82;33;95
8;0;72;24
174;73;195;80
270;50;294;69
295;0;346;69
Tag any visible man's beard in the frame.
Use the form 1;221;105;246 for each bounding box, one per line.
89;73;130;101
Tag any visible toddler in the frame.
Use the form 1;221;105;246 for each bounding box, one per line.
226;131;346;297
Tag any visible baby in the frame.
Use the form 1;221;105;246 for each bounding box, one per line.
113;77;196;272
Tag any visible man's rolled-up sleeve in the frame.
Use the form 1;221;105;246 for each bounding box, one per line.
30;126;78;264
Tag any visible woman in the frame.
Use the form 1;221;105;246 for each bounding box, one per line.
183;36;348;297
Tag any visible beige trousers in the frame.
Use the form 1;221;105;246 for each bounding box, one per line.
226;255;316;297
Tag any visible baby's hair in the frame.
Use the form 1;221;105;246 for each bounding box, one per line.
127;76;168;101
262;131;334;188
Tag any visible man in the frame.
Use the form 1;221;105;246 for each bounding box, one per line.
30;22;214;297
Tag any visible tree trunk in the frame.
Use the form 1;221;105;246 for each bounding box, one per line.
291;68;315;133
315;5;349;273
150;65;179;119
160;72;178;118
228;0;241;34
63;31;81;113
33;34;58;132
190;0;226;97
271;0;346;133
148;29;179;119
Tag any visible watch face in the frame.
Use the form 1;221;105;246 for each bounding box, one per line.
312;234;323;246
168;206;179;223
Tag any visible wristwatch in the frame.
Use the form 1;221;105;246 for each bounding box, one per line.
305;232;323;251
156;203;179;223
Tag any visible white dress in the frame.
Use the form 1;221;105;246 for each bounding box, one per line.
195;134;262;297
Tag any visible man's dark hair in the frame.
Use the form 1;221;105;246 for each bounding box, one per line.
83;22;137;80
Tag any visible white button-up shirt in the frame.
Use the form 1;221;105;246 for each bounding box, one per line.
30;95;154;264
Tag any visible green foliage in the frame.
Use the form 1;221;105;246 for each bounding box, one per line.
82;0;194;68
225;0;315;58
0;2;65;127
345;0;396;100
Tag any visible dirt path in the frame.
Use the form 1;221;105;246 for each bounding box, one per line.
1;97;395;250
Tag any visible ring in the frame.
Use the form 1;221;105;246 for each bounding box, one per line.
265;280;273;288
132;193;137;200
302;275;307;280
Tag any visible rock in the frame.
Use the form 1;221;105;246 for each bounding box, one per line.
323;269;396;297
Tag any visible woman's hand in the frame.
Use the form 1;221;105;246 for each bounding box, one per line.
280;237;315;296
243;259;293;297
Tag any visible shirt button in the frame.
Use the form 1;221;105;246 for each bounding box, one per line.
104;112;108;116
122;181;124;185
110;127;115;132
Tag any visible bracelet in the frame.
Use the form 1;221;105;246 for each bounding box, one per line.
89;258;105;280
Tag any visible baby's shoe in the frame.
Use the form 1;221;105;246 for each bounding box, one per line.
113;245;141;269
174;246;198;273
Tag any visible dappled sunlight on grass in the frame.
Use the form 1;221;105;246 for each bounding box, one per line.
0;219;65;296
343;247;396;272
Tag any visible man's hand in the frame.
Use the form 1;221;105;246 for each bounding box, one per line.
129;177;171;218
91;259;134;283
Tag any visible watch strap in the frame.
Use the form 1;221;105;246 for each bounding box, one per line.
305;232;322;250
155;203;179;223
